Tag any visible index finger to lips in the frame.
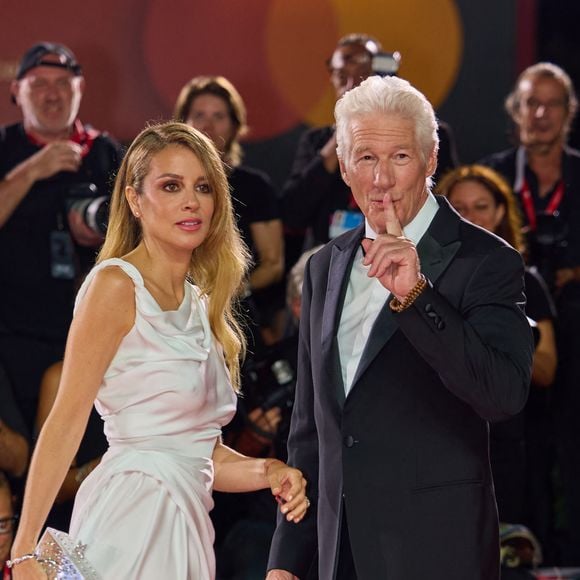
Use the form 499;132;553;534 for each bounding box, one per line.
383;192;403;237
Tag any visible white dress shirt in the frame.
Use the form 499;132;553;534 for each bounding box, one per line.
337;193;439;394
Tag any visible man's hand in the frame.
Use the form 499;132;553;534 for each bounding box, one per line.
320;132;339;174
26;140;82;182
554;267;579;290
248;406;282;439
361;192;421;300
0;141;83;228
230;407;282;457
266;570;299;580
67;208;104;247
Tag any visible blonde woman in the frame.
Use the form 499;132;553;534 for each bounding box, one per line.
10;122;308;579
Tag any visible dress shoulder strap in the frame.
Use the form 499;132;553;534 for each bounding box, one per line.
74;258;144;313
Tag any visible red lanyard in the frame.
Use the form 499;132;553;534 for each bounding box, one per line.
26;119;100;158
520;177;565;231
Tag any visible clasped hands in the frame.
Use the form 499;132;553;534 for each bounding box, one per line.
265;458;309;524
361;192;422;300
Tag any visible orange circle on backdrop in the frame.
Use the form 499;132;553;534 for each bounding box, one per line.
264;0;339;120
267;0;463;127
144;0;462;140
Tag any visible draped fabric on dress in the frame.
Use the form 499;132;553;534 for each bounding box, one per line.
69;258;237;579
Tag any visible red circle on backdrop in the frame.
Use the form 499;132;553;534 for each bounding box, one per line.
143;0;334;141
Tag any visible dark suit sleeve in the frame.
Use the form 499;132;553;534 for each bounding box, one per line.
267;258;319;577
395;244;533;422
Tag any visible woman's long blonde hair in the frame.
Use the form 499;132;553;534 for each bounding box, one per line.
98;121;249;389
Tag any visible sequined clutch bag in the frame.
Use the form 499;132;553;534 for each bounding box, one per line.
35;527;100;579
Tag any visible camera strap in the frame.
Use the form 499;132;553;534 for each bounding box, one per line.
516;147;565;231
520;178;564;231
25;119;100;158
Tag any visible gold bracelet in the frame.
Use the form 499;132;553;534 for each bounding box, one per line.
389;274;427;313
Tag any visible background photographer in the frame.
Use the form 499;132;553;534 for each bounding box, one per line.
280;33;459;270
480;62;580;291
481;62;580;565
0;42;121;436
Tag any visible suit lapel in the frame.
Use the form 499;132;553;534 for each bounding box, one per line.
415;230;461;286
321;226;363;407
348;197;462;393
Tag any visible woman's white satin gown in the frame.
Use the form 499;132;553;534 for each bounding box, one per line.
69;259;236;579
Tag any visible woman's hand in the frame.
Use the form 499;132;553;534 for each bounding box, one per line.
10;557;47;579
265;459;309;523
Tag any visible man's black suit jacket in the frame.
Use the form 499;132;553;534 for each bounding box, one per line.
268;196;534;580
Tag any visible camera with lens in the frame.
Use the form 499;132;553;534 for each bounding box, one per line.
240;338;297;454
372;51;401;77
65;182;109;236
242;355;295;458
242;353;296;414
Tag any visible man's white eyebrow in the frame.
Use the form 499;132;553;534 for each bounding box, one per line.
352;145;372;155
352;143;413;155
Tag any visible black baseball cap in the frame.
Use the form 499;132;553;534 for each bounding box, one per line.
15;42;82;80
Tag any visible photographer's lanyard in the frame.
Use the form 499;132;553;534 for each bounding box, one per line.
26;119;99;157
515;146;565;231
520;178;564;231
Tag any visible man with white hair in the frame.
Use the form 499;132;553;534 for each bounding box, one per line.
267;75;533;579
280;33;459;270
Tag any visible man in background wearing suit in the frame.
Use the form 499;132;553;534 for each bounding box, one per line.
267;75;534;579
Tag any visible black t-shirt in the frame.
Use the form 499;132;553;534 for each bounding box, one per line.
228;164;280;267
524;266;556;323
480;146;580;287
0;122;122;341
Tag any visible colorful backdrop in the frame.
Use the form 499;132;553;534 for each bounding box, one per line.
0;0;533;186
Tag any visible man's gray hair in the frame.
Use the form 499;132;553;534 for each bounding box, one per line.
335;75;439;165
505;62;578;139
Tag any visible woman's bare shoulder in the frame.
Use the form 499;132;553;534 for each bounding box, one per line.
78;265;136;328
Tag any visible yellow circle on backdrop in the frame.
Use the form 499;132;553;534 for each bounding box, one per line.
267;0;463;127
